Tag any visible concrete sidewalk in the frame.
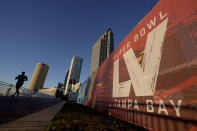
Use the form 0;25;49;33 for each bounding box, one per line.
0;101;65;131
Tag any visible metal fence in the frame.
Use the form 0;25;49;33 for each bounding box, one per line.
0;81;55;99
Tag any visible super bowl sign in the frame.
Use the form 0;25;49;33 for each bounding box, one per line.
81;0;197;130
113;14;168;97
112;15;183;118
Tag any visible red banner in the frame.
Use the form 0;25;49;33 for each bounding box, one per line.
84;0;197;130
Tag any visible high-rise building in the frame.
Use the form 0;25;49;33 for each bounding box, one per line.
64;70;69;87
65;56;83;95
89;28;114;75
57;82;64;89
28;63;49;91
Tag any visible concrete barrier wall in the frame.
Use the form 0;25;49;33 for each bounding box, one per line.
76;0;197;130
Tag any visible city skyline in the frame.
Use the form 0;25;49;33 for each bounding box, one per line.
0;0;158;88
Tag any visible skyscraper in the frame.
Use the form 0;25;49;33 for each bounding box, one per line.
89;28;114;75
28;63;49;91
65;56;83;95
64;70;69;87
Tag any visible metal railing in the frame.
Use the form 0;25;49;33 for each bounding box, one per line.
0;81;55;99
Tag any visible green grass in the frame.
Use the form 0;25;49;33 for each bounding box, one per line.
44;102;147;131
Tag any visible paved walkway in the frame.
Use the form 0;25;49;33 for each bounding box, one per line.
0;96;64;131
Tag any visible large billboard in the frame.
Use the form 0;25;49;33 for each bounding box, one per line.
77;0;197;130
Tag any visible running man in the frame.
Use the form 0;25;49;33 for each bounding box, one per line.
12;72;28;97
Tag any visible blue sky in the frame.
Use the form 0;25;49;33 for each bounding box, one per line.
0;0;158;88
